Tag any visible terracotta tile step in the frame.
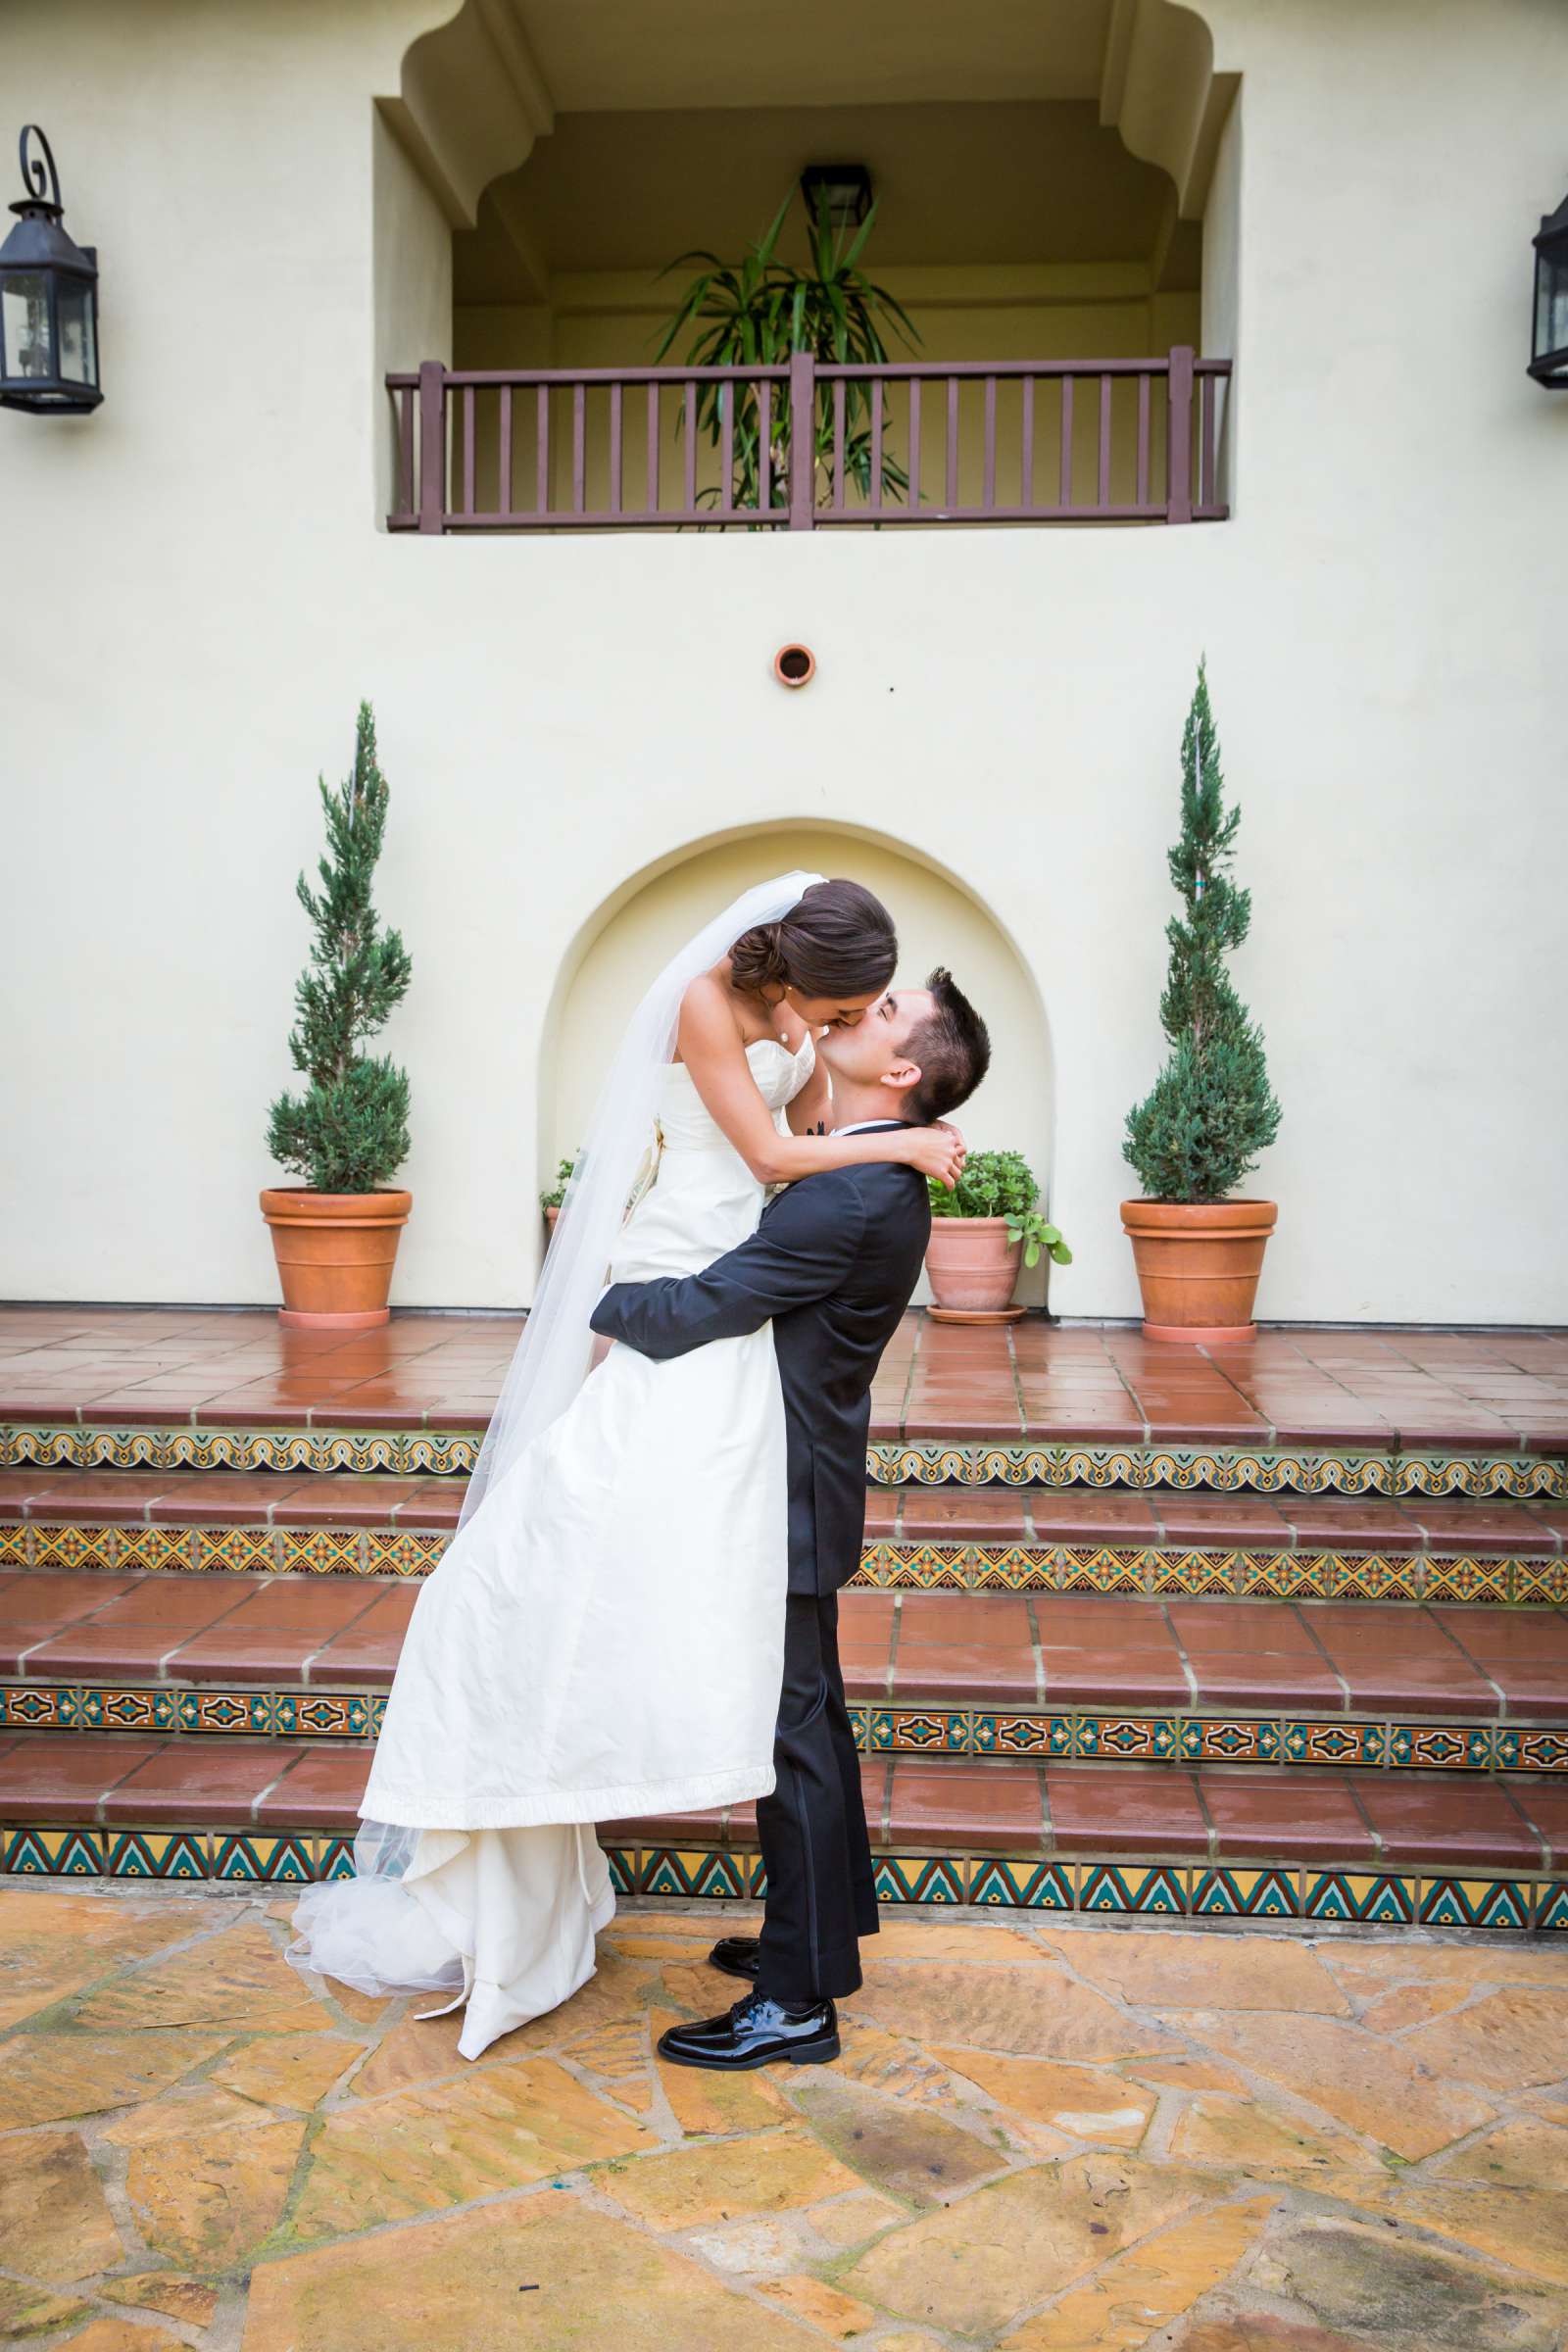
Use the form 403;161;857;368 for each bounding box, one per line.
4;1735;1565;1873
0;1468;463;1530
0;1570;415;1688
4;1303;1567;1454
876;1487;1568;1554
5;1573;1567;1720
4;1400;1564;1454
3;1470;1564;1562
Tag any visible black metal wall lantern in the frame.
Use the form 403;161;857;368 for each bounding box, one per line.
0;125;101;414
1530;184;1568;387
800;165;872;233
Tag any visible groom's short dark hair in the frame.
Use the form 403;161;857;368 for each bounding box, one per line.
904;968;991;1124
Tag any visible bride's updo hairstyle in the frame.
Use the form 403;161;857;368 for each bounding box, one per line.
729;878;897;1002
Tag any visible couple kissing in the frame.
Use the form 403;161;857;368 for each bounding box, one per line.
294;873;990;2075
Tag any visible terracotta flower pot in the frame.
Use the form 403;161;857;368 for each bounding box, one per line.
925;1216;1025;1324
1120;1198;1277;1343
259;1188;413;1330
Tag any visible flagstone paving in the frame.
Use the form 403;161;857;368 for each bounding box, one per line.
2;1887;1567;2350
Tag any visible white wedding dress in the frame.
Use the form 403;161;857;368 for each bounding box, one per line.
293;1033;811;2057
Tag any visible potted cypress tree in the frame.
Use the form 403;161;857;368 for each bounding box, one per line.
1121;662;1281;1341
261;703;414;1329
926;1150;1071;1322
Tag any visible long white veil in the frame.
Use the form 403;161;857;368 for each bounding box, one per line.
290;869;827;1999
460;868;826;1529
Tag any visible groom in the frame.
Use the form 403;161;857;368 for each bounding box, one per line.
591;968;992;2069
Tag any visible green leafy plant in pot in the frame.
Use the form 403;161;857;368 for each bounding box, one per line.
926;1150;1070;1324
654;183;918;516
1121;660;1281;1342
540;1155;575;1241
261;702;414;1330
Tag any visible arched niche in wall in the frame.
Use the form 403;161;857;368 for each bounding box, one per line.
539;821;1056;1301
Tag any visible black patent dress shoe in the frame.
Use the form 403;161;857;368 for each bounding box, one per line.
657;1988;839;2071
709;1934;761;1983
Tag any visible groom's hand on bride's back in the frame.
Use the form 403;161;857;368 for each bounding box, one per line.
589;1173;868;1362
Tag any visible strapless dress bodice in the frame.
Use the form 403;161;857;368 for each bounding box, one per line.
611;1032;816;1283
655;1032;815;1150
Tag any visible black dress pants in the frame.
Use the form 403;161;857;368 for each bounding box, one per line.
755;1589;879;2003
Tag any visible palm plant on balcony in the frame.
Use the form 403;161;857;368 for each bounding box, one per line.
260;701;415;1331
654;185;917;514
1121;660;1281;1342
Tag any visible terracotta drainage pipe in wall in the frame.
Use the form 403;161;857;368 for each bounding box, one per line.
774;644;816;688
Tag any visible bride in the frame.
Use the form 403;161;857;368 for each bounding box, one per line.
292;873;962;2059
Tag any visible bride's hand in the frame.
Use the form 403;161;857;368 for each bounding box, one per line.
899;1123;967;1190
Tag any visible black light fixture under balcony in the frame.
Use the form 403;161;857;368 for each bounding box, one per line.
1529;183;1568;387
0;124;101;414
800;164;873;232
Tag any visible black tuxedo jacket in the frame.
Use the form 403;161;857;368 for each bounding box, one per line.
590;1131;931;1596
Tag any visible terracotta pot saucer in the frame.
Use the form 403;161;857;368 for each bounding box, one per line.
927;1303;1027;1325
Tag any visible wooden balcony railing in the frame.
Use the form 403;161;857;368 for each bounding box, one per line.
386;349;1231;533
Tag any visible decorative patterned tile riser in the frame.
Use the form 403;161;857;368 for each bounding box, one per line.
0;1686;384;1739
853;1709;1568;1774
868;1443;1567;1501
0;1429;474;1478
857;1543;1566;1606
2;1825;1563;1930
0;1523;446;1578
3;1424;1565;1499
3;1521;1564;1607
3;1685;1563;1773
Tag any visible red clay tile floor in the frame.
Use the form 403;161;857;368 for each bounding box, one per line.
2;1307;1567;1448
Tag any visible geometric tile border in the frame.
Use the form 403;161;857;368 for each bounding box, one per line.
2;1521;1564;1608
4;1824;1564;1928
2;1422;1565;1500
0;1428;472;1477
868;1442;1568;1502
0;1685;384;1740
856;1542;1568;1607
641;1853;1568;1932
0;1523;448;1579
849;1706;1568;1774
5;1683;1564;1771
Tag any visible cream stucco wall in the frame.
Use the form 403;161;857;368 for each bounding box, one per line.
373;108;452;502
3;0;1567;1326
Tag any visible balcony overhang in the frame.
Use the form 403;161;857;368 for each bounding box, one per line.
1101;0;1238;220
381;0;1237;239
